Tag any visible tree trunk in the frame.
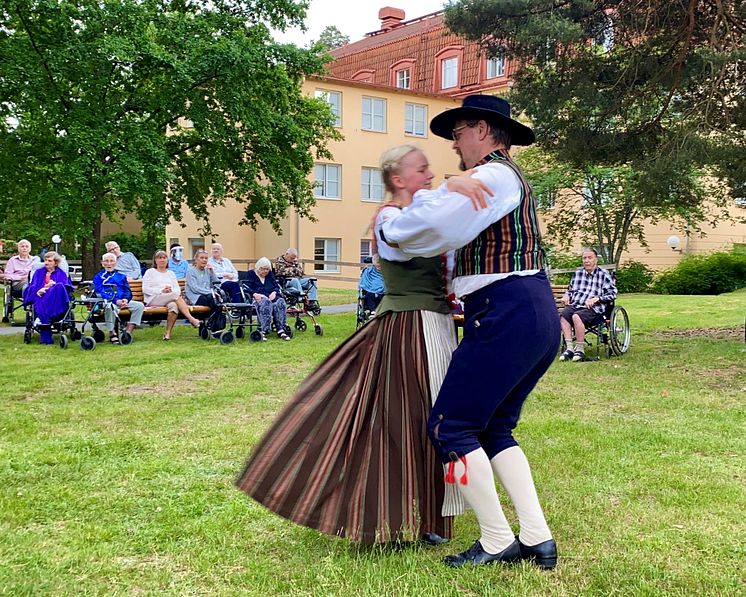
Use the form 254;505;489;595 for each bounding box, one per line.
82;214;102;279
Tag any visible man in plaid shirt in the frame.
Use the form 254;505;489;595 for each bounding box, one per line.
559;248;617;362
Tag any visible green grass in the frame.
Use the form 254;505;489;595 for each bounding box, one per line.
1;293;744;595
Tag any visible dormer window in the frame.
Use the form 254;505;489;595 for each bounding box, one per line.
486;55;505;79
434;47;463;91
352;69;375;83
390;59;415;89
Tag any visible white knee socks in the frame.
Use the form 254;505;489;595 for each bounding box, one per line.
452;448;515;554
490;446;552;547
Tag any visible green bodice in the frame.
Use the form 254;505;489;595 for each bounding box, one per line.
377;256;450;315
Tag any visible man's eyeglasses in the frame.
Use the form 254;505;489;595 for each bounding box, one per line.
451;123;476;142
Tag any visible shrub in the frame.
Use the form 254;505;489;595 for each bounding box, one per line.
651;251;746;295
615;261;654;293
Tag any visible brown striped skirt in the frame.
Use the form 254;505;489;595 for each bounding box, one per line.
235;310;453;544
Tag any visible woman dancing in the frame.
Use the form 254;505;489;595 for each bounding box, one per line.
236;145;489;544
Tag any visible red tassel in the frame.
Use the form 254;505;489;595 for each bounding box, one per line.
459;455;468;485
444;461;456;484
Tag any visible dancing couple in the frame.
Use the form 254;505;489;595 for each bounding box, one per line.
236;95;560;569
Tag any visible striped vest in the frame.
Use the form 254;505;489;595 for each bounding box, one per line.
455;150;545;276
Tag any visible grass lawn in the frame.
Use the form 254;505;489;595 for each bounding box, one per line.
1;291;744;595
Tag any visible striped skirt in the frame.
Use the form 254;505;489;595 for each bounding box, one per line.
236;309;457;544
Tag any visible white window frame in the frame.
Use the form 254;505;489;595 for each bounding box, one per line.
396;68;411;89
314;163;341;199
315;89;342;127
404;102;427;137
362;96;386;132
486;55;505;79
360;239;372;262
361;167;384;202
441;57;458;89
314;238;340;273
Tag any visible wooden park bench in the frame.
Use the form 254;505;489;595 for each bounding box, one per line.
84;279;212;324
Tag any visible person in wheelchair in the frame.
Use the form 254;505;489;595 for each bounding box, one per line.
274;248;320;314
559;248;617;362
245;257;290;341
2;239;35;295
22;251;74;344
93;252;144;344
358;254;385;318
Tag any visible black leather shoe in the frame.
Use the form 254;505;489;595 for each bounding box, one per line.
421;532;449;546
518;537;557;569
443;539;521;567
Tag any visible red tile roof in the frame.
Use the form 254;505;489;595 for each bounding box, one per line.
328;11;515;97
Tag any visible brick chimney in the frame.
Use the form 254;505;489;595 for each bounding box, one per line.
379;7;405;31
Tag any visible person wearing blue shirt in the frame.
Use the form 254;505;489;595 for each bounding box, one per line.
167;243;189;280
358;255;385;314
93;252;144;343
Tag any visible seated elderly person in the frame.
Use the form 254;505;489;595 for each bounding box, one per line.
93;252;144;344
2;239;35;295
185;249;219;310
274;248;320;312
142;250;200;340
167;242;189;280
358;254;385;315
208;242;242;302
22;251;73;345
104;240;142;280
245;257;290;341
559;248;618;362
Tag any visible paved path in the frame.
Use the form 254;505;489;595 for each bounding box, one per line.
0;303;358;336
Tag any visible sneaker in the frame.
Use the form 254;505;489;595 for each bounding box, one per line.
259;331;267;342
572;350;585;362
278;331;291;341
559;348;574;361
109;333;120;345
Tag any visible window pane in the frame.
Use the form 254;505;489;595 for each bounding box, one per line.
442;57;457;88
360;239;372;262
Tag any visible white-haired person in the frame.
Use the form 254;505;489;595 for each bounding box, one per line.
142;250;200;340
2;239;35;294
208;242;243;302
244;257;290;341
93;252;144;343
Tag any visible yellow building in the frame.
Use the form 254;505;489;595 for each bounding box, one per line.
166;76;462;287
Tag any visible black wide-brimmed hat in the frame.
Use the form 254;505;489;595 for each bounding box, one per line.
430;95;535;146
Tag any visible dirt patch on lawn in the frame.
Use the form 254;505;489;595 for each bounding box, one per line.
654;326;744;341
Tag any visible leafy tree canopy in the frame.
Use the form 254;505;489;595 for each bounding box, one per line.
0;0;341;274
444;0;745;202
314;25;350;50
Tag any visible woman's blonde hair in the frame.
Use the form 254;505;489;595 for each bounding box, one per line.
379;144;420;194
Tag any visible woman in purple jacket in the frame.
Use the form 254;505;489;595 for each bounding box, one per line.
23;251;73;344
245;257;290;341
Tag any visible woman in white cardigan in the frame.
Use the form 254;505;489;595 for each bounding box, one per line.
142;250;200;340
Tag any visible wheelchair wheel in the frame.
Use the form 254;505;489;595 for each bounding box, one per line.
249;330;263;342
120;331;133;346
295;319;307;332
80;336;96;351
609;306;630;356
219;330;234;345
59;334;69;350
199;325;210;340
314;324;323;336
23;328;33;344
283;324;294;339
92;328;105;343
235;325;245;339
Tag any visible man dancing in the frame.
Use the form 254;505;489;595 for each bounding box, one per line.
379;95;559;569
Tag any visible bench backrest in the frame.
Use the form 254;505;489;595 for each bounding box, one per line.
126;279;186;303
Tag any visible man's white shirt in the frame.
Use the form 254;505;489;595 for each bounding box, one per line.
377;162;539;298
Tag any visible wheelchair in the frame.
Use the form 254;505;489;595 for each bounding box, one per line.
3;279;26;325
356;288;383;329
277;276;323;336
561;300;630;360
199;283;261;345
